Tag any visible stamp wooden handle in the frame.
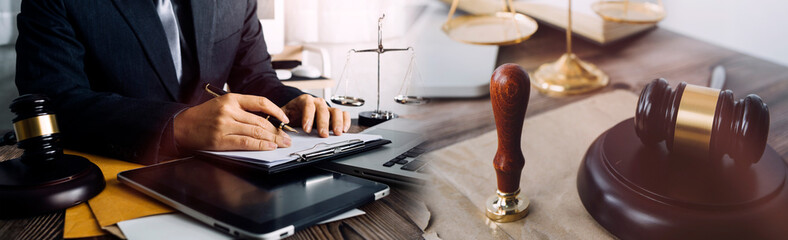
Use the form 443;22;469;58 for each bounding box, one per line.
490;64;531;193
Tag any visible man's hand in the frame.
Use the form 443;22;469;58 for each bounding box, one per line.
174;94;292;151
282;94;350;137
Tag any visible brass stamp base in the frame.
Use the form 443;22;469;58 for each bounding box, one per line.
531;53;609;96
486;189;530;222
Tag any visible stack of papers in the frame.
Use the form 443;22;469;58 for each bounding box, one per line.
117;209;366;240
512;0;656;44
63;137;378;239
63;150;175;239
202;133;382;167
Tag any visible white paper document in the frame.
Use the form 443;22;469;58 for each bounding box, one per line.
318;208;366;224
201;132;382;167
118;209;366;240
118;214;232;240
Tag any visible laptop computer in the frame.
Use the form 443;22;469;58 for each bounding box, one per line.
319;118;430;187
407;3;498;98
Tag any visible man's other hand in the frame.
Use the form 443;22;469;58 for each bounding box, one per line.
282;94;350;137
174;93;292;151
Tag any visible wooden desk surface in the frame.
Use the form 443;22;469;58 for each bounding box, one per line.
409;27;788;159
411;26;788;239
2;25;788;239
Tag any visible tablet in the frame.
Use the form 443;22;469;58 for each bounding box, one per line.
118;158;389;239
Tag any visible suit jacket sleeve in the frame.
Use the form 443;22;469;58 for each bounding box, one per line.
225;0;305;107
15;0;188;165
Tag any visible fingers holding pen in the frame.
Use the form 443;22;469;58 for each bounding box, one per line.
226;107;291;147
173;93;294;151
222;135;278;151
230;122;291;148
233;94;289;124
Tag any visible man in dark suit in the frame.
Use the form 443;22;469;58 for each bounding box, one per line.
14;0;350;165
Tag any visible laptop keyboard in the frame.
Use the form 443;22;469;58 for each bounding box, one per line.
382;147;427;171
400;159;427;171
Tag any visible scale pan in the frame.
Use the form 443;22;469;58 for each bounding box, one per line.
394;95;429;105
592;1;665;24
330;96;365;107
442;12;537;46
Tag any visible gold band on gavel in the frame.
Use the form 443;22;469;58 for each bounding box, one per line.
13;114;59;142
673;85;720;158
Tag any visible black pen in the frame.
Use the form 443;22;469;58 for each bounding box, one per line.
203;83;298;133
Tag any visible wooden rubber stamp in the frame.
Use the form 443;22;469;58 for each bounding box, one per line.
577;79;788;239
486;63;531;222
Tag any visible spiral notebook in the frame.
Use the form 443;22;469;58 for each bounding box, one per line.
198;133;390;174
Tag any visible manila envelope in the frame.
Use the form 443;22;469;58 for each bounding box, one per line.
63;150;174;239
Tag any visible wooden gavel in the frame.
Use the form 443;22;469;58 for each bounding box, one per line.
486;64;530;222
635;78;770;163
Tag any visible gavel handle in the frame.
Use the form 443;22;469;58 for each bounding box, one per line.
0;131;15;146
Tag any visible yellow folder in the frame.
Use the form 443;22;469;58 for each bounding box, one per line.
63;150;174;239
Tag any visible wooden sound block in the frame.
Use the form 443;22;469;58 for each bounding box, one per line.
0;154;105;218
577;118;788;239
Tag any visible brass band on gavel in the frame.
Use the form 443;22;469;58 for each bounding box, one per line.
672;84;720;159
13;114;59;142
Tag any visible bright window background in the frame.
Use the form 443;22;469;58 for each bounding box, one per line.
659;0;788;67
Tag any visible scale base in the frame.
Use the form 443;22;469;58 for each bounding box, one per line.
359;110;398;127
531;53;609;96
486;189;530;222
0;154;105;218
578;119;788;239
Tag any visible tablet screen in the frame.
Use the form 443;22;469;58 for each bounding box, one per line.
120;159;385;234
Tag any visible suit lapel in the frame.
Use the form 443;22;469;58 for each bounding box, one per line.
111;0;180;101
190;0;216;93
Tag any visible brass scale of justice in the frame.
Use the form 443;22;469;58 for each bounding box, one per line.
330;0;664;125
330;14;428;127
440;0;665;222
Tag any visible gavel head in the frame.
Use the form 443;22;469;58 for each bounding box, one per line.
10;94;63;163
635;78;769;163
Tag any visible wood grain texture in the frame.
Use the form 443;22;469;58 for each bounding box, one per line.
0;146;66;240
578;119;788;239
406;27;788;161
490;64;531;193
288;188;424;240
3;24;788;239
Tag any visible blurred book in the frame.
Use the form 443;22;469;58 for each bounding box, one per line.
442;0;656;44
513;0;656;44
